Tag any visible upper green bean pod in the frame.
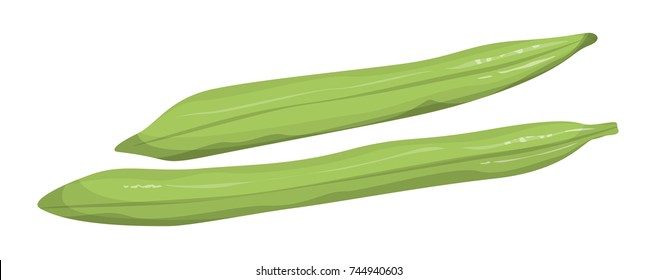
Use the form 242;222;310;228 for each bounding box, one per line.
116;33;597;160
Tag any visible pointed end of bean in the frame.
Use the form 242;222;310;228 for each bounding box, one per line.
599;122;619;136
115;134;145;154
38;182;107;224
38;186;66;215
588;122;619;139
115;134;186;161
579;33;598;48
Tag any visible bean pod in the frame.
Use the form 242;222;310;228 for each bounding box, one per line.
41;121;617;226
116;34;597;160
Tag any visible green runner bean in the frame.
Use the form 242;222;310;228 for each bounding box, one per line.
41;121;617;226
116;34;597;160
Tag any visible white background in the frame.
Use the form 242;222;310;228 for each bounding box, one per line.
1;1;655;279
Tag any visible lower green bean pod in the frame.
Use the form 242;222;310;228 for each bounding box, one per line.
40;122;617;226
